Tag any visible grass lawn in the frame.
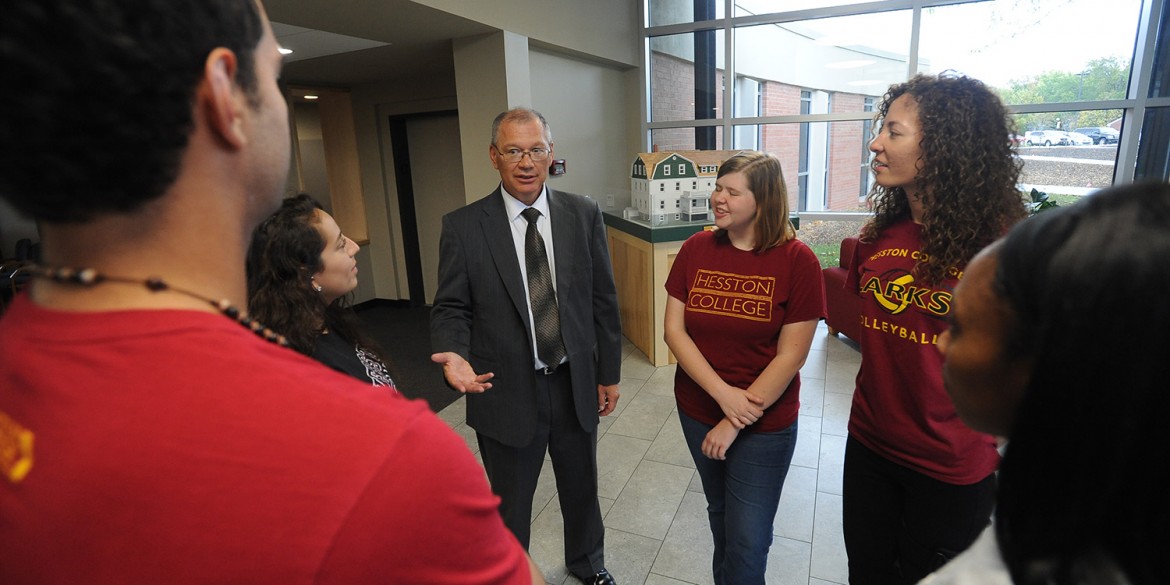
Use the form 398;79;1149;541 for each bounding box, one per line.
1048;193;1083;207
810;242;840;269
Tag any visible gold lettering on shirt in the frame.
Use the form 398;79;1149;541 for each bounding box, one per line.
0;409;34;483
687;269;775;322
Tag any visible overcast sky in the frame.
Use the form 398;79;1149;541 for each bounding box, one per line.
732;0;1145;88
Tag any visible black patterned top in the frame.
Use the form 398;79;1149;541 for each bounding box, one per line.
312;330;398;392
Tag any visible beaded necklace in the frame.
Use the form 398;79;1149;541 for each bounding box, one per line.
27;265;289;347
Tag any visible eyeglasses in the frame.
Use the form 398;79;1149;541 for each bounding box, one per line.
494;146;550;163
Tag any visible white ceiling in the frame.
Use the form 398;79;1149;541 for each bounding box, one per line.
266;0;496;87
271;22;389;64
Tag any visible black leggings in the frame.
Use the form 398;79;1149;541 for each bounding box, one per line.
842;435;996;585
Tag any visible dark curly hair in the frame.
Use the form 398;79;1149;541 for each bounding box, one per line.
246;194;387;367
861;72;1027;285
0;0;263;223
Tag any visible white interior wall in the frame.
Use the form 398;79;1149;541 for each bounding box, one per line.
529;48;636;211
454;31;531;205
293;103;332;213
416;0;638;67
407;115;465;304
343;22;638;304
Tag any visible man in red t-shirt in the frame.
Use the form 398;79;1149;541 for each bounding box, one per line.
0;2;541;583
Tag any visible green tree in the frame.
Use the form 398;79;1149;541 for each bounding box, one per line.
998;58;1128;131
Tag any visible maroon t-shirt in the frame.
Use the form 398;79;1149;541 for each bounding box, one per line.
846;219;999;484
666;231;825;432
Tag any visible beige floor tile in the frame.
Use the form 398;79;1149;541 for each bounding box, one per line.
825;334;862;364
799;377;826;418
818;433;847;496
643;574;696;585
775;464;818;542
607;460;694;540
651;491;716;585
791;415;823;470
589;528;663;585
801;348;828;380
824;360;860;395
597;413;616;438
822;391;852;437
436;395;466;426
606;392;678;441
687;471;704;494
532;496;620;584
644;411;696;469
604;378;645;423
448;420;479;456
444;331;865;585
596;433;653;500
530;497;574;584
640;365;678;397
765;536;813;585
811;492;849;584
621;351;660;381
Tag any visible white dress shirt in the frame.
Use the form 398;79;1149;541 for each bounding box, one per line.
500;185;564;370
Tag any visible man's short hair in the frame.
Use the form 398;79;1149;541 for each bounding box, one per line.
491;108;552;146
0;0;265;223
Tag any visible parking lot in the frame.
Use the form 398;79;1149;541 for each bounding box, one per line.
1018;144;1116;194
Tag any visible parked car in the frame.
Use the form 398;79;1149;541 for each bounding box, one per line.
1065;131;1093;146
1025;130;1069;146
1073;126;1120;145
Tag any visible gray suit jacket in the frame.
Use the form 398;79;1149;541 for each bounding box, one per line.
430;187;623;447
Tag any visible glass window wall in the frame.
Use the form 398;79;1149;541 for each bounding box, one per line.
644;0;1167;210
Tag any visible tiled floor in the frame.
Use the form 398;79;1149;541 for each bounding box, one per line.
436;321;861;585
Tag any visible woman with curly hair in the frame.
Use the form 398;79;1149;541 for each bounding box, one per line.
842;72;1027;584
247;194;397;391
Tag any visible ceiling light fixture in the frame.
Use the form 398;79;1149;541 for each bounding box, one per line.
303;95;319;100
278;47;293;55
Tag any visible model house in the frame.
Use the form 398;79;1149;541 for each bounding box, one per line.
630;150;745;223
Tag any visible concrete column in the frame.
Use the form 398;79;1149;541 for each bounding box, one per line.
453;31;532;204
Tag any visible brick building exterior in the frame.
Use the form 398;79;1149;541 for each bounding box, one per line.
651;50;875;212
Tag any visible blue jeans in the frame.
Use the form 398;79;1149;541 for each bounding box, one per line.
679;411;798;585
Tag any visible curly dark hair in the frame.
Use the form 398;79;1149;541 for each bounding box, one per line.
246;194;388;368
0;0;263;223
861;72;1027;285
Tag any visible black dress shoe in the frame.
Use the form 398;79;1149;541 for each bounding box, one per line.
582;568;616;585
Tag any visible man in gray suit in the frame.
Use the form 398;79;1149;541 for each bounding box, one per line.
431;108;622;585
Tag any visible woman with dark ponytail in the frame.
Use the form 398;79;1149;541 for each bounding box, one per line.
247;194;397;390
928;180;1169;585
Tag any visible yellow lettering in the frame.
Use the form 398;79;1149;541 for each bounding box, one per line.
927;291;953;315
860;277;882;295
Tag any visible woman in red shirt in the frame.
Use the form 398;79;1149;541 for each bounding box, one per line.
665;152;825;584
844;72;1028;584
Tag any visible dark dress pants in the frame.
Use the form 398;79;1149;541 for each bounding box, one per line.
477;364;606;578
